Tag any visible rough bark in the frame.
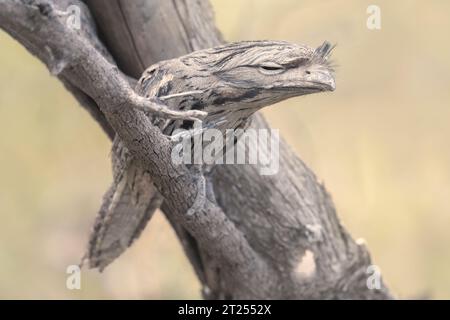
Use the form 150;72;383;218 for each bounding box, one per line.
0;0;393;299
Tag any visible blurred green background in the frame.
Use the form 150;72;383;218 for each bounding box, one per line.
1;0;449;299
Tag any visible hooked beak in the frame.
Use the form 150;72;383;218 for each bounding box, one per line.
304;65;336;92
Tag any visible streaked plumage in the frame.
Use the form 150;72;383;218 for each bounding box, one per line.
85;40;335;270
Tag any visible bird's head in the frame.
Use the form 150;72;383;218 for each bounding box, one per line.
138;40;335;122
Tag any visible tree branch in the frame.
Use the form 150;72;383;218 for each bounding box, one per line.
83;0;394;299
0;0;394;299
0;0;275;298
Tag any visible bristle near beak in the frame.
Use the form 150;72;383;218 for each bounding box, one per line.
314;41;335;60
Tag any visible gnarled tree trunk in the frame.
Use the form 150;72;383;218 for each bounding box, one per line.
0;0;392;299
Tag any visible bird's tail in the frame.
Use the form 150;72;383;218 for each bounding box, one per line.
83;139;163;271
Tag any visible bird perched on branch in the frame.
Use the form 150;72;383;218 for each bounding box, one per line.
84;40;335;270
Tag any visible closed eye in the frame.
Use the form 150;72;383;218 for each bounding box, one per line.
261;65;282;71
258;62;285;75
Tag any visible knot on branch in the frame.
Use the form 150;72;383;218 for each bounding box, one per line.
35;1;52;16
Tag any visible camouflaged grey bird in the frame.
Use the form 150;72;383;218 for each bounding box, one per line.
85;40;335;270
